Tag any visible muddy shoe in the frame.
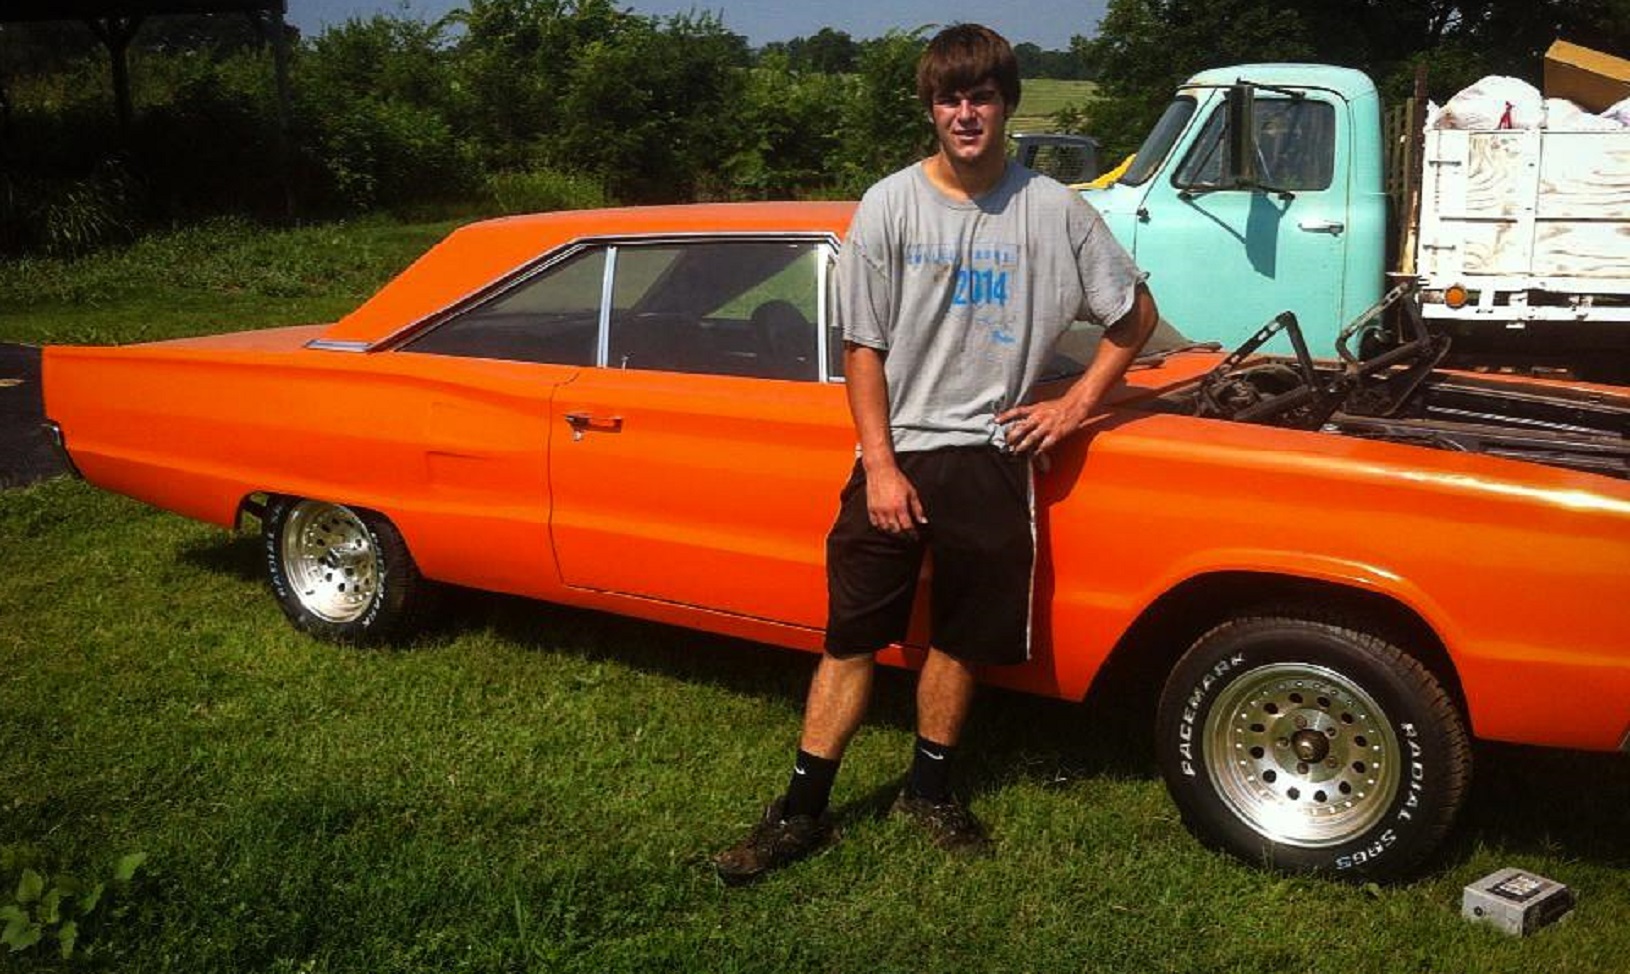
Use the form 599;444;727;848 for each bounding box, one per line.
891;791;992;856
712;797;835;886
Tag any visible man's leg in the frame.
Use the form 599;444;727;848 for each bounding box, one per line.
800;652;876;758
906;649;977;805
712;653;873;885
780;652;874;820
894;649;991;853
915;648;976;747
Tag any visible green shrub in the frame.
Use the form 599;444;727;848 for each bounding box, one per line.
487;169;609;214
0;158;140;257
313;98;479;211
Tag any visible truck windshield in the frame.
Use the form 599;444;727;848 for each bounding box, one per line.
1119;97;1197;186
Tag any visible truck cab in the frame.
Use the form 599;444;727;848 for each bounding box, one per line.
1086;65;1388;353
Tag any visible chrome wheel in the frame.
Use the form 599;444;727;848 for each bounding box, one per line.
1203;662;1402;848
278;501;379;624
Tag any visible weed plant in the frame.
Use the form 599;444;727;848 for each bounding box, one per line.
1;218;1627;972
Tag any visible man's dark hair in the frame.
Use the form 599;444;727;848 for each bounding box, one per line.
915;24;1021;112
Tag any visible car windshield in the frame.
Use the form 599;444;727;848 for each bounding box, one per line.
1041;315;1200;380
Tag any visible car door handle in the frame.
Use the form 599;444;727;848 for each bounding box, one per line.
1297;219;1345;235
565;412;623;436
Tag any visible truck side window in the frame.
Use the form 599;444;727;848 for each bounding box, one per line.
1121;97;1197;187
1175;98;1336;191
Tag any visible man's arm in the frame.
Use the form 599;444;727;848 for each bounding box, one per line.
844;342;926;536
997;283;1159;454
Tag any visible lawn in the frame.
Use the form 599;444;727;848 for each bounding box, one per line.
2;220;1627;971
1011;78;1098;134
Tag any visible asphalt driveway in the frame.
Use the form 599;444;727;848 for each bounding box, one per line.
0;343;67;488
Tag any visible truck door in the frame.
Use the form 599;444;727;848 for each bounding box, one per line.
1130;89;1351;352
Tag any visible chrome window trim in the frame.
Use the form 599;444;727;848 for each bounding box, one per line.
379;230;842;355
303;338;372;352
817;243;837;384
597;245;618;368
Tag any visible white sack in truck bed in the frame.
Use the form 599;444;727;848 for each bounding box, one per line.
1432;76;1627;131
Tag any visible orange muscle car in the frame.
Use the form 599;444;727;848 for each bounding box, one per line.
41;202;1630;880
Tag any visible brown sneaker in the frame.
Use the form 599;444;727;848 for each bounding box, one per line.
712;797;835;886
891;791;992;856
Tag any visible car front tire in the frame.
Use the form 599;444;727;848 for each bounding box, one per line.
262;496;428;644
1155;614;1471;880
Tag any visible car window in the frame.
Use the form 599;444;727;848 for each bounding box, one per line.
608;241;820;381
403;248;604;365
1174;97;1336;191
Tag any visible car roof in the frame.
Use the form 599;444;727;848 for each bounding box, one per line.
319;201;858;346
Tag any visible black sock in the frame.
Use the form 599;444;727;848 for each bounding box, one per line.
907;735;955;803
783;749;840;820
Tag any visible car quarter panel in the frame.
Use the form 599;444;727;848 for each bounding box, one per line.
45;339;577;599
1025;409;1630;751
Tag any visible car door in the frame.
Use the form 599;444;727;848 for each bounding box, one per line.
548;237;855;628
391;247;605;594
1132;89;1351;351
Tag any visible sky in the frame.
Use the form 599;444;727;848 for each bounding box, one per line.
283;0;1110;50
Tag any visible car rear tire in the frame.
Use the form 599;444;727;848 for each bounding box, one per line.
262;496;428;644
1155;614;1471;880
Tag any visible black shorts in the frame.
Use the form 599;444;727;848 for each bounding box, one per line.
824;447;1035;666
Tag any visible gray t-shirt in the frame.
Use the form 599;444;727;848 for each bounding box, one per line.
835;161;1145;452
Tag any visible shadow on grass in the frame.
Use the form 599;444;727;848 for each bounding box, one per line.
178;530;263;582
174;535;1630;874
445;588;1630;874
1447;743;1630;870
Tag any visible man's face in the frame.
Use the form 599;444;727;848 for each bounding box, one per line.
930;81;1007;167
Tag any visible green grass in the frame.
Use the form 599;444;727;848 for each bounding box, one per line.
0;217;457;346
3;219;1628;971
1012;78;1099;134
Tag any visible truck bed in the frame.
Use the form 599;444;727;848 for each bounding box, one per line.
1417;127;1630;307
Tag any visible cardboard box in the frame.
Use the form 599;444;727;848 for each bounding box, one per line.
1544;39;1630;113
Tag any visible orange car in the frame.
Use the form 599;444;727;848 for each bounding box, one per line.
42;202;1630;880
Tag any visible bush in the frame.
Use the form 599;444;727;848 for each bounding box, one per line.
311;97;479;211
832;31;932;196
724;60;852;199
487;168;609;214
0;158;140;257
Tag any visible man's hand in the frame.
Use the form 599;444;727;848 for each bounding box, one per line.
997;397;1093;455
866;463;926;537
999;284;1162;457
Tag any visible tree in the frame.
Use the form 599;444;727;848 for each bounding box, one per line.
802;27;858;74
1086;0;1630;160
555;12;749;201
833;30;931;195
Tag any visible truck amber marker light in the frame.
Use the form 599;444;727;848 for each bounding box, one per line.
1443;284;1470;309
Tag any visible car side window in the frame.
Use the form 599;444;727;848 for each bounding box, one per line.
608;241;820;381
403;248;604;365
1174;97;1336;191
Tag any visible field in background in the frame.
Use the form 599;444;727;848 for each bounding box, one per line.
1011;78;1099;134
2;218;1627;972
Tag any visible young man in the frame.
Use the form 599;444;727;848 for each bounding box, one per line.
714;23;1159;884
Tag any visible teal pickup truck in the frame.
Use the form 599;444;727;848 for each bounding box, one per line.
1087;64;1630;379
